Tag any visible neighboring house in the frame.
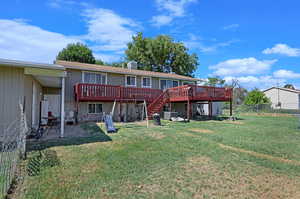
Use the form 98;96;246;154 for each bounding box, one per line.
263;87;300;110
0;58;232;137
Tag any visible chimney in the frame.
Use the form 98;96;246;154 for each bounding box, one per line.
127;61;138;70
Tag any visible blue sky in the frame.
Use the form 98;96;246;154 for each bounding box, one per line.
1;0;300;89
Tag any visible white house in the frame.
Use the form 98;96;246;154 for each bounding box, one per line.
263;87;300;110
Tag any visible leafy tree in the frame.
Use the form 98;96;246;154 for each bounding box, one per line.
56;42;96;64
125;32;198;76
284;84;295;89
95;59;105;65
244;89;270;105
204;76;225;87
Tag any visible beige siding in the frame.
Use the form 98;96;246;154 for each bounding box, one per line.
264;88;299;109
151;77;160;89
65;69;82;103
77;102;144;122
43;87;60;95
108;73;125;86
24;75;43;128
0;66;24;128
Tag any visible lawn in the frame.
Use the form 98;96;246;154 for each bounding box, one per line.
22;114;300;199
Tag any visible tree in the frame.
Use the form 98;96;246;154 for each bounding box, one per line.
204;76;225;87
244;89;270;105
56;43;96;64
226;79;248;106
95;59;105;65
284;84;295;89
125;32;198;76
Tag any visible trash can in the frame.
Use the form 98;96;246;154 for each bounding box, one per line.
152;113;161;126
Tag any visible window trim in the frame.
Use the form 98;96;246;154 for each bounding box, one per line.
82;71;107;84
87;103;103;114
125;75;137;87
141;76;152;88
159;79;180;90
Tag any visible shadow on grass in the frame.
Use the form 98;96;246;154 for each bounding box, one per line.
193;115;245;121
27;124;112;152
27;149;60;176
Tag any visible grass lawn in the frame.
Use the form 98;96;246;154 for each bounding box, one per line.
23;114;300;199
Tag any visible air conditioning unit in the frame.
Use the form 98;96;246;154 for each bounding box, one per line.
127;61;138;70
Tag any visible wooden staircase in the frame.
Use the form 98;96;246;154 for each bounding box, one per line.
147;90;170;119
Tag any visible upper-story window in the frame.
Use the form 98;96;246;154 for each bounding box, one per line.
126;75;136;87
160;79;179;90
142;77;151;88
83;72;106;84
183;81;194;85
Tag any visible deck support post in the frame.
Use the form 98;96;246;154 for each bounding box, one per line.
208;101;212;118
119;101;122;122
187;100;190;120
60;77;65;138
230;99;233;116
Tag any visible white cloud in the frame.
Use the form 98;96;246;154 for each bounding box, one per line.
0;19;79;63
263;43;300;57
47;0;77;8
223;24;239;30
93;53;121;63
224;75;286;90
151;0;197;27
184;34;239;53
82;8;139;52
209;57;277;76
273;69;300;79
0;8;139;63
151;15;173;27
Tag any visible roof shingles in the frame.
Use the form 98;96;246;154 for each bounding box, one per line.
56;60;200;81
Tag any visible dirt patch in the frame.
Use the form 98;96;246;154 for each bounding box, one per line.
207;120;245;125
219;143;300;166
147;133;166;140
132;156;300;198
189;128;215;134
242;112;294;117
181;156;300;199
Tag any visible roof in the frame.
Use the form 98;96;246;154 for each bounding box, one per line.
56;60;200;81
263;87;300;94
0;58;64;70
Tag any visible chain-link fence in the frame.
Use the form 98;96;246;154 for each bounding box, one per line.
233;103;300;114
0;104;27;199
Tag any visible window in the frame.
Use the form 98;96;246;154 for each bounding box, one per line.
83;72;106;84
88;104;103;114
160;79;179;90
126;75;136;87
142;77;151;88
183;81;195;85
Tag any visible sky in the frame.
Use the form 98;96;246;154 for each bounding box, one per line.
1;0;300;90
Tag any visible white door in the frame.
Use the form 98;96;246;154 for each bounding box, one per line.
44;95;61;117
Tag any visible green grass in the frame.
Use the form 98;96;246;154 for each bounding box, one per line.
23;114;300;199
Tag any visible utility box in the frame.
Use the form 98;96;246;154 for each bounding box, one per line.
164;112;178;120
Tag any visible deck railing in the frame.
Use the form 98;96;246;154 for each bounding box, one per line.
74;83;232;102
75;83;162;102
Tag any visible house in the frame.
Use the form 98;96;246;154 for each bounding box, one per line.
0;58;232;137
0;58;66;136
263;87;300;110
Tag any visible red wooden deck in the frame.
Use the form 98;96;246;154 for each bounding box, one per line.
74;83;232;103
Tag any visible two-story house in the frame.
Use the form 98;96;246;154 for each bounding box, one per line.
0;58;232;138
56;60;201;122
